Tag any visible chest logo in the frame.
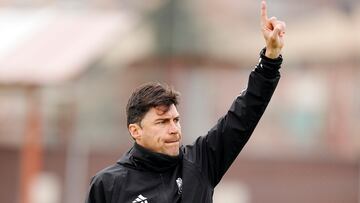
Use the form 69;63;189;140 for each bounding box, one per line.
132;194;148;203
176;177;183;194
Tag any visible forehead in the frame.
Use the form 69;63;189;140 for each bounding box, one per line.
148;104;179;118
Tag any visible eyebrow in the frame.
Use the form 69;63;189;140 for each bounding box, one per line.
154;116;180;122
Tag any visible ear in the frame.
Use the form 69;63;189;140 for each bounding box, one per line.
128;123;142;141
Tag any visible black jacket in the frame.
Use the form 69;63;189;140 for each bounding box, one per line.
85;48;282;203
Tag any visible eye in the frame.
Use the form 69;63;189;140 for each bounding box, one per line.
174;117;180;123
156;120;166;124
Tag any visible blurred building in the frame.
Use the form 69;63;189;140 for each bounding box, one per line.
0;0;359;203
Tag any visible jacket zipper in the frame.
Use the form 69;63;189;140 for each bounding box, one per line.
159;173;169;202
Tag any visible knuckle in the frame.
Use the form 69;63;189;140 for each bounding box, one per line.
270;16;277;21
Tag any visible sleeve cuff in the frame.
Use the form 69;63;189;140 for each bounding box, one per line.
259;47;283;65
255;48;283;78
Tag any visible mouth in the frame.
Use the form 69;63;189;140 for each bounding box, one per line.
165;140;180;145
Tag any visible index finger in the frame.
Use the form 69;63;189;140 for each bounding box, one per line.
261;0;268;24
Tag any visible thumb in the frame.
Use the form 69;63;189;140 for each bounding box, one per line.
273;24;281;37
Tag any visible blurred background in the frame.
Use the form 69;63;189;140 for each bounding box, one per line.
0;0;359;202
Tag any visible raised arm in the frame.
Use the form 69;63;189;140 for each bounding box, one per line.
183;1;286;187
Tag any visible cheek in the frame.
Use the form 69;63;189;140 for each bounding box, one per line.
144;127;164;145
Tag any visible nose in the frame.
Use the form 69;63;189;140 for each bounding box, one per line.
169;120;180;134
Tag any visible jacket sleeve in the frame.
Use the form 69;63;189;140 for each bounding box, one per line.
85;176;107;203
184;48;282;187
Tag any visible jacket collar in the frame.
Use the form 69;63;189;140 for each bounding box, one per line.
118;142;182;173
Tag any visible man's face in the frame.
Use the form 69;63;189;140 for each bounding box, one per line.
130;104;182;156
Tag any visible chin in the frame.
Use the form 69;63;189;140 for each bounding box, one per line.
164;142;180;156
168;151;179;157
166;148;179;156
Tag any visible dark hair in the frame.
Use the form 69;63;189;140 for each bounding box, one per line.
126;82;180;126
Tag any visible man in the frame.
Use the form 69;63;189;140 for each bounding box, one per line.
86;1;286;202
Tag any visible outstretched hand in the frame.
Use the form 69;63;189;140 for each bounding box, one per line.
261;0;286;59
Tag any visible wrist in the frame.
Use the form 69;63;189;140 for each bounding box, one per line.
265;48;281;59
260;47;283;64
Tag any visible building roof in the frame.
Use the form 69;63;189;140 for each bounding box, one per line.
0;8;134;85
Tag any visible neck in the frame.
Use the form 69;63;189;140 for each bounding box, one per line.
130;143;181;172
